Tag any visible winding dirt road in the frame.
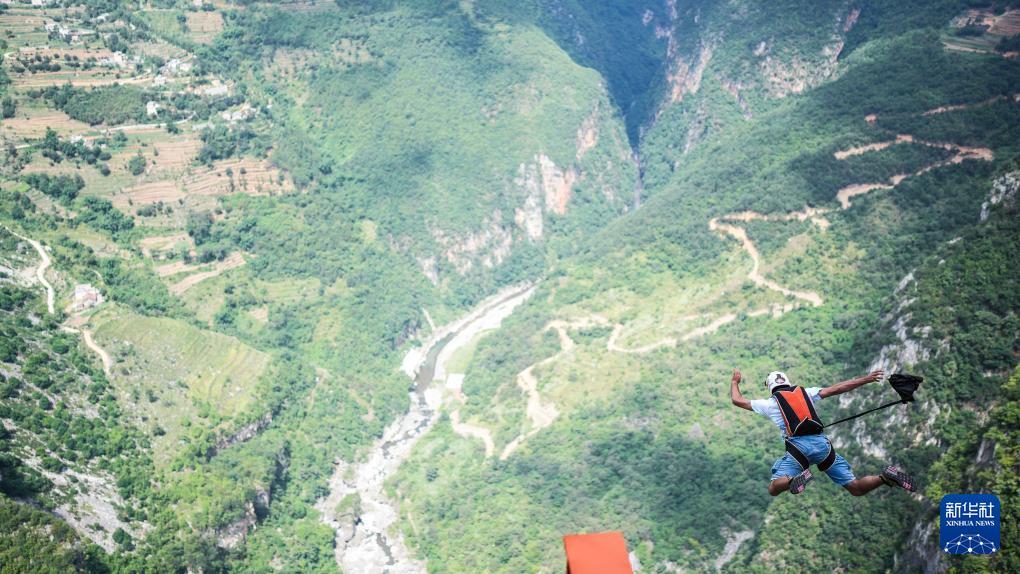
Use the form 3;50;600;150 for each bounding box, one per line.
709;106;994;317
449;410;495;457
3;226;55;314
59;325;114;377
457;98;1003;458
82;329;113;377
4;227;116;378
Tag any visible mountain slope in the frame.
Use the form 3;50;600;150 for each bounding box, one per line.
392;8;1020;573
1;1;1018;573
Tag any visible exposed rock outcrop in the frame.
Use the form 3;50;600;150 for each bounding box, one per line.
538;154;577;215
981;170;1019;221
430;212;514;275
206;412;274;459
215;453;285;549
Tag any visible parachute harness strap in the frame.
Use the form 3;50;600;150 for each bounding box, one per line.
785;438;837;472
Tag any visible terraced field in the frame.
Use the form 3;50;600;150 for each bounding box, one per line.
184;158;295;196
0;105;92;139
186;11;224;44
91;306;271;462
254;277;321;303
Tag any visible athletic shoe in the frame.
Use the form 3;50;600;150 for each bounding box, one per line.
881;466;917;492
789;468;813;494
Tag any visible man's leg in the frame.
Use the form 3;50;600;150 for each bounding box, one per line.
843;475;884;496
769;476;792;496
822;452;874;495
768;453;811;496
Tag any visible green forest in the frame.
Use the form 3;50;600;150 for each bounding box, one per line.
0;0;1018;573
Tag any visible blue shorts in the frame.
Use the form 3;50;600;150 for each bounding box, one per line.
770;434;856;486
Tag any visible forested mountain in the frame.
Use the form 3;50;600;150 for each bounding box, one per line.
0;1;1018;573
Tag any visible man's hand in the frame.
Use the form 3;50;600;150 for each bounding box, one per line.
862;369;884;384
730;368;751;411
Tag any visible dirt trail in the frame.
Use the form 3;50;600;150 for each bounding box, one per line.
317;284;534;574
709;104;995;320
441;287;546;457
921;93;1020;116
169;252;246;295
834;134;915;159
499;316;603;460
835;140;992;208
83;329;113;377
60;325;113;377
607;323;676;354
449;410;495;457
2;228;116;376
708;218;825;306
3;226;55;314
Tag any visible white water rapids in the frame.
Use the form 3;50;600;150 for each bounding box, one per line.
317;283;536;573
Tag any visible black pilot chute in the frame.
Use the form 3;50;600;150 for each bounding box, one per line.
826;373;923;428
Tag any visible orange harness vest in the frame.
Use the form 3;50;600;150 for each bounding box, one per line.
772;385;824;437
772;385;836;472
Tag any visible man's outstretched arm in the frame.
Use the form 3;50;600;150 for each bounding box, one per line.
819;370;884;398
730;369;752;411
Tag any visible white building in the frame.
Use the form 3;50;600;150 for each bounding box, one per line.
203;84;230;97
146;101;161;117
99;52;129;69
163;58;194;76
72;284;104;311
220;103;256;123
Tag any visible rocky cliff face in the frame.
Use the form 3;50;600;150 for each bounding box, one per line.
416;98;632;286
645;1;862;155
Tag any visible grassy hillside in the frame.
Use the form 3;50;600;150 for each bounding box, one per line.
1;1;1018;573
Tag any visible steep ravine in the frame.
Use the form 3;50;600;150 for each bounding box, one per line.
316;284;536;574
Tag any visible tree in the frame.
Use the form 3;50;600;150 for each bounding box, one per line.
1;97;14;119
186;211;214;245
128;153;147;175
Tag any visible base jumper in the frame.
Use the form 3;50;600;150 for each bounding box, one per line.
730;369;917;496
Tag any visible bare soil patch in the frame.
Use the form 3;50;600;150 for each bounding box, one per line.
155;259;201;278
990;9;1020;36
170;252;246;295
151;137;202;170
0;108;91;139
0;12;45;33
183;159;294;196
12;72;154;90
139;233;194;258
186;11;224;44
113;180;185;208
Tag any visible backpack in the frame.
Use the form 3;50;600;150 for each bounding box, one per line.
772;385;824;436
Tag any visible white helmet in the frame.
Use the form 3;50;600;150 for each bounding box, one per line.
765;371;791;393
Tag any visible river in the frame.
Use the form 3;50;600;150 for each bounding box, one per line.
317;283;536;574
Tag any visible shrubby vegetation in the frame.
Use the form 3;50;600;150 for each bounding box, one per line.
23;173;85;204
197;124;263;165
36;128;113;167
1;96;14;119
2;1;1019;572
77;196;135;236
35;84;148;126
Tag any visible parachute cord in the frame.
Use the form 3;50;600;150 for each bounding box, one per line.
825;400;905;428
